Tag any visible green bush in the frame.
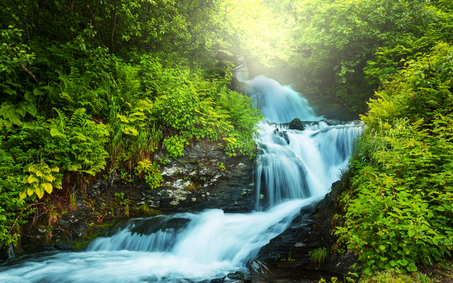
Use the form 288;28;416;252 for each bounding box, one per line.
337;118;453;274
151;65;262;157
163;135;188;160
364;43;453;127
337;44;453;274
0;147;33;249
134;159;163;190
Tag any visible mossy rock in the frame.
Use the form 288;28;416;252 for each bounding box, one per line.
288;118;305;131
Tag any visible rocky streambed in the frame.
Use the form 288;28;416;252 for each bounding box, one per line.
5;119;361;283
18;139;255;255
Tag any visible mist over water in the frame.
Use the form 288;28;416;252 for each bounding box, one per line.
246;76;318;123
0;77;361;283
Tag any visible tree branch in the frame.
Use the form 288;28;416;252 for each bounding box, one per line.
110;0;119;53
19;61;39;84
0;202;45;250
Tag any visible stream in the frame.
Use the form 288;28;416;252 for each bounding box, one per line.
0;76;362;283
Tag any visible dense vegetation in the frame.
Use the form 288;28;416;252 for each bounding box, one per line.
336;42;453;275
0;0;285;248
257;0;453;115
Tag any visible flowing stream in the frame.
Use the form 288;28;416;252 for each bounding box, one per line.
0;76;362;283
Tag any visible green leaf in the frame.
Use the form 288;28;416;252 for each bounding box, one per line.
41;183;53;194
399;259;409;266
27;175;39;184
36;187;44;199
407;262;417;272
19;191;26;199
122;126;139;136
67;164;81;171
44;174;54;183
117;114;130;123
50;128;65;138
27;187;34;196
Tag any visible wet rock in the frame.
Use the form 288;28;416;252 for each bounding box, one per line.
224;271;251;283
249;259;270;275
288;118;305;131
325;251;360;274
229;77;249;94
321;119;340;126
19;139;256;256
155;140;255;213
255;179;358;277
273;128;290;145
211;277;225;283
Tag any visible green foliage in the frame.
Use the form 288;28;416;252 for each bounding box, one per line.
338;119;453;274
358;269;435;283
0;148;32;248
0;25;36;75
163;135;188;160
151;65;262;157
1;108;109;179
21;163;62;199
285;0;453;114
0;0;268;250
134;159;163;190
310;247;329;269
337;45;453;274
49;108;110;176
217;163;225;171
366;43;453;125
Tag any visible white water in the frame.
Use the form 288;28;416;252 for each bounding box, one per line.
249;76;362;209
0;77;362;283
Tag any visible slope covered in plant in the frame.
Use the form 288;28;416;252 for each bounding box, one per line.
336;43;453;275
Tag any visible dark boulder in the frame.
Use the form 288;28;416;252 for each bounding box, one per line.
229;77;249;95
288;118;305;131
210;277;225;283
255;179;359;278
273;128;290;145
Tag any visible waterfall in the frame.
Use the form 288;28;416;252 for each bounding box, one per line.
0;77;362;283
247;76;318;123
249;76;362;209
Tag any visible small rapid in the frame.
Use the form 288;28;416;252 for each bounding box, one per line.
0;76;362;283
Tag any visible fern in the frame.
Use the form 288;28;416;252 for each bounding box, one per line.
0;101;38;127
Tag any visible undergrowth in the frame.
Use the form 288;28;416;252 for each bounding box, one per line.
335;43;453;275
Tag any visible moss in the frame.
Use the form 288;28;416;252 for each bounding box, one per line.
71;222;116;251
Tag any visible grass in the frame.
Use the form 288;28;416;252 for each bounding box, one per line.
320;265;453;283
357;270;435;283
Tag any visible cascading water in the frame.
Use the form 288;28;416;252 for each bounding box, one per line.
0;77;362;283
249;76;362;209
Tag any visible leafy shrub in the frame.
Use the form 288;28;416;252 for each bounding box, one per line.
358;269;435;283
337;117;453;274
50;108;110;176
151;66;262;157
337;43;453;275
364;43;453;127
1;108;109;186
0;148;32;248
163;135;188;159
134;159;163;190
21;163;62;199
